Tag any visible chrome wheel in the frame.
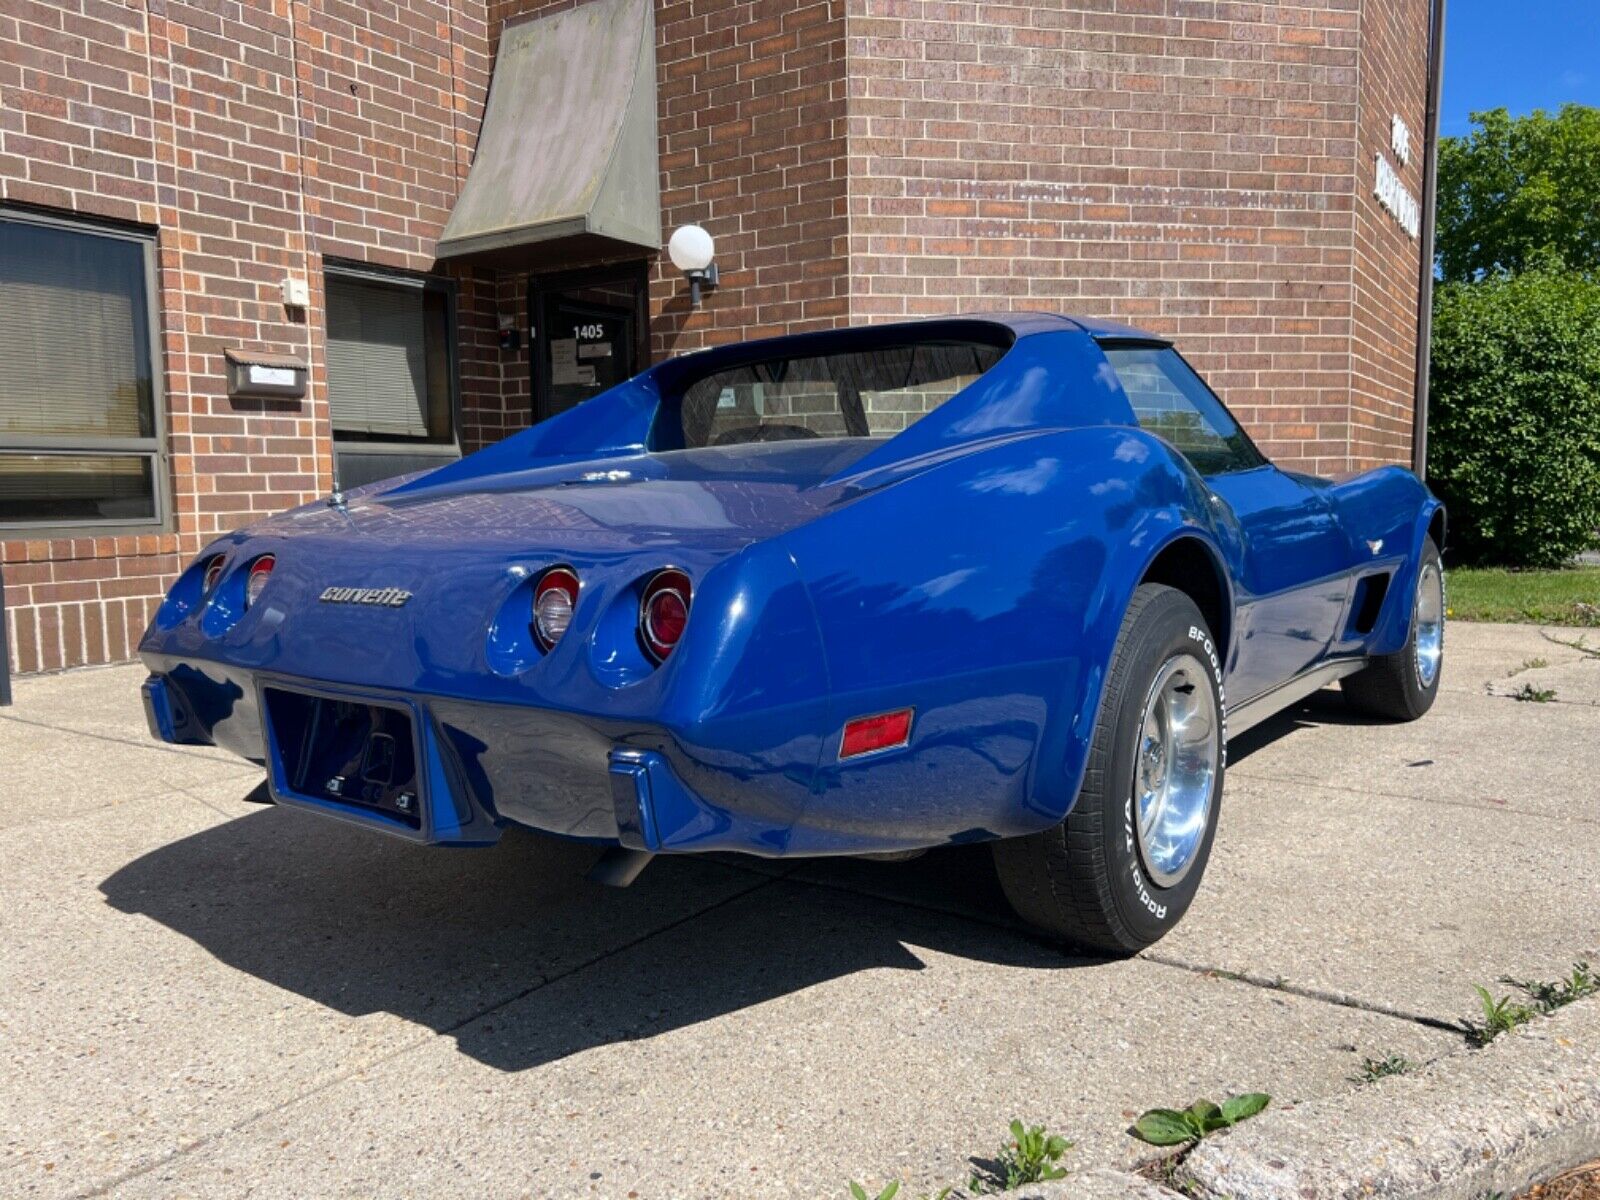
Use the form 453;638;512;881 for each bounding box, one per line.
1133;654;1219;888
1414;561;1444;689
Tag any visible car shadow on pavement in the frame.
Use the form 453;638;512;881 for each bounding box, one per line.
100;799;1094;1073
1227;686;1382;764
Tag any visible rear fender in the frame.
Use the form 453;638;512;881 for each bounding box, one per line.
778;425;1223;849
643;540;833;851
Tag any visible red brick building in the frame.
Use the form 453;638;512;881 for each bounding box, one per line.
0;0;1442;676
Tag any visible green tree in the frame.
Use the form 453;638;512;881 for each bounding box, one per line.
1429;269;1600;567
1436;105;1600;282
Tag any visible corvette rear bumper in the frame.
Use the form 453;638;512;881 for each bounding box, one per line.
140;664;773;855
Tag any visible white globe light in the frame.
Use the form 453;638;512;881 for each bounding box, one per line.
668;224;715;273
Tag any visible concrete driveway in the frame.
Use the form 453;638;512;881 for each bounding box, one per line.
2;623;1597;1199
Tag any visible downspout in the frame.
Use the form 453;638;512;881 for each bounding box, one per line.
1;565;12;705
1412;0;1447;478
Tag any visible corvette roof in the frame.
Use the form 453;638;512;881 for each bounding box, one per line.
385;310;1154;497
961;311;1166;341
643;312;1167;393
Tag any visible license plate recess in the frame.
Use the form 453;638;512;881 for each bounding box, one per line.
262;686;422;827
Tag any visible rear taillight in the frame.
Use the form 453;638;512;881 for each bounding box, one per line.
202;555;225;594
245;555;275;607
532;566;580;651
639;568;691;663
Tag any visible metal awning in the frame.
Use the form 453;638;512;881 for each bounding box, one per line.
435;0;660;268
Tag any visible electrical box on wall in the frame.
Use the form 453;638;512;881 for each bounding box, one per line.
225;348;308;401
497;314;521;352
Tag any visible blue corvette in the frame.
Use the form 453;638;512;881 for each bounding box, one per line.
139;313;1445;952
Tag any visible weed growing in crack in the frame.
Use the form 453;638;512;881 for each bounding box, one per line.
846;1182;951;1200
1354;1052;1415;1082
1501;960;1598;1014
1467;960;1599;1046
967;1120;1072;1193
1510;682;1558;702
1468;985;1540;1045
1129;1094;1271;1147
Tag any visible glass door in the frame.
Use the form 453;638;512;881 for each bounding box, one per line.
531;264;649;423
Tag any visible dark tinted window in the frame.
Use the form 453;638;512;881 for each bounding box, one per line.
326;275;455;444
1103;345;1264;475
325;271;460;490
675;341;1004;448
0;213;163;531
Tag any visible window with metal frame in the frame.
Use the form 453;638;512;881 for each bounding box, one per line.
0;210;167;533
324;269;460;490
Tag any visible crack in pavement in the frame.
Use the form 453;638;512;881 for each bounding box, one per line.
1137;949;1468;1035
721;857;1457;1035
73;870;785;1200
1227;767;1600;826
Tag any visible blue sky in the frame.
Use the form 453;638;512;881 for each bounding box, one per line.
1443;0;1600;136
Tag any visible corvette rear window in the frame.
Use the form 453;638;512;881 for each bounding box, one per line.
674;340;1004;448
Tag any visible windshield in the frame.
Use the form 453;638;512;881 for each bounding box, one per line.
671;340;1006;448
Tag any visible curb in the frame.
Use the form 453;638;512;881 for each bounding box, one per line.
981;1168;1179;1200
1178;994;1600;1200
939;997;1600;1200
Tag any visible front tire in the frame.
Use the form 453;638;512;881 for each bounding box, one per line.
993;584;1225;954
1342;535;1444;721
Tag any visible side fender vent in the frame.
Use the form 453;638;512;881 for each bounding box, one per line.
1350;572;1393;636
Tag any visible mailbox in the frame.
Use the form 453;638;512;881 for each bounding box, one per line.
226;348;308;400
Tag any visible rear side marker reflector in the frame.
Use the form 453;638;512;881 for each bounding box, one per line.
840;708;913;759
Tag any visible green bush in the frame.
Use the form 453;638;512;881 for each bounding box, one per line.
1429;270;1600;567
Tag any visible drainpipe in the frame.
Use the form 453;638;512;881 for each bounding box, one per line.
0;563;12;706
1412;0;1447;479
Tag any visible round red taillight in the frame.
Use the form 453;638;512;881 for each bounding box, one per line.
202;555;225;594
639;568;691;663
532;566;580;651
244;555;275;607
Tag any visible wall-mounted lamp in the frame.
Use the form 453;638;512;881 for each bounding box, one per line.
668;224;719;306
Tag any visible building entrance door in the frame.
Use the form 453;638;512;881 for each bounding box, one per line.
531;263;650;423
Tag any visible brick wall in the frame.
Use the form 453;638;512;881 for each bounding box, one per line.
2;0;1431;676
1;0;490;675
843;0;1427;476
649;0;850;354
485;0;851;362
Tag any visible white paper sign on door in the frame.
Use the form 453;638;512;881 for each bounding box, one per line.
551;338;580;384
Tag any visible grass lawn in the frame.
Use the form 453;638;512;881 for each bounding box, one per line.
1447;565;1600;626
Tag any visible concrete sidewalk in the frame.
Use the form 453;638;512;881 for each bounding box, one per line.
1;623;1596;1199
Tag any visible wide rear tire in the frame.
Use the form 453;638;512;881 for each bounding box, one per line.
1342;536;1444;722
993;584;1225;954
